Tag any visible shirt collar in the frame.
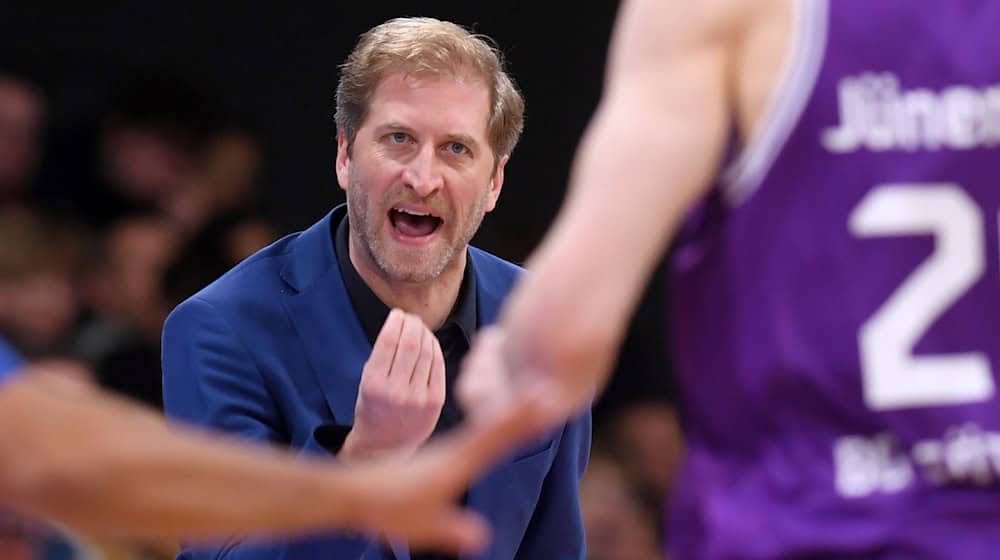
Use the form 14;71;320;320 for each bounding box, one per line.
332;212;478;345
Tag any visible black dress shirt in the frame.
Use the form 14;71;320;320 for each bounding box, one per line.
333;214;475;560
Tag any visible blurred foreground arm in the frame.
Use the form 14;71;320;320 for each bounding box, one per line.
462;0;737;420
0;362;548;553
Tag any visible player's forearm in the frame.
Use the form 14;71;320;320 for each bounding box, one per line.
0;373;361;541
495;0;733;421
502;82;725;412
20;430;356;541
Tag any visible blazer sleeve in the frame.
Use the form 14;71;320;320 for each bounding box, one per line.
162;296;381;560
513;410;592;559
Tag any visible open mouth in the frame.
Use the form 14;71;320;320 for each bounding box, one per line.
388;207;443;238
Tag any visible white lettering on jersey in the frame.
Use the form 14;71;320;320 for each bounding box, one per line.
821;73;1000;153
834;424;1000;498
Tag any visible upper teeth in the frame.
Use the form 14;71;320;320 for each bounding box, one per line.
396;208;430;217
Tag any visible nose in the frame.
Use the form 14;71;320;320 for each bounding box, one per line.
401;144;444;197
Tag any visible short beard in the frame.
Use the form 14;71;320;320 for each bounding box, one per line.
346;176;490;284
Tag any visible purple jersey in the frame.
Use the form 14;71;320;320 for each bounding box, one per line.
668;1;1000;558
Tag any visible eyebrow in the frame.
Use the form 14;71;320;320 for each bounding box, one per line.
373;121;416;137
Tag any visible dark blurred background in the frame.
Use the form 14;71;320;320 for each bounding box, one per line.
0;1;621;246
0;3;681;559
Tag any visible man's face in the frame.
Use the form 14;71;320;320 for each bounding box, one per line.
337;70;507;284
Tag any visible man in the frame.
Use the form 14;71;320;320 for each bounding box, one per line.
162;17;590;560
460;0;1000;558
0;68;44;206
0;337;553;554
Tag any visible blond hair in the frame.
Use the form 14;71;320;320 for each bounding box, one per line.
335;17;525;167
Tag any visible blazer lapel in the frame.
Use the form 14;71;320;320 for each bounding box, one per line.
465;250;525;559
280;206;371;425
470;249;508;329
283;232;522;560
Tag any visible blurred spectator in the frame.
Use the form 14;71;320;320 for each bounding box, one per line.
164;129;265;235
0;66;46;208
161;209;276;311
98;74;272;236
587;258;682;549
100;75;216;215
0;208;86;360
609;402;684;520
64;74;275;407
98;73;277;299
585;402;684;556
75;214;180;409
36;71;273;240
82;215;179;343
159;222;232;309
581;444;663;560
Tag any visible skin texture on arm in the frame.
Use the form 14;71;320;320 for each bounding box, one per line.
0;363;550;554
463;0;746;421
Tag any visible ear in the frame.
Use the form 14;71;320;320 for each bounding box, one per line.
484;155;508;213
336;130;350;192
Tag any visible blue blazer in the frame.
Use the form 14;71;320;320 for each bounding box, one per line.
162;206;590;560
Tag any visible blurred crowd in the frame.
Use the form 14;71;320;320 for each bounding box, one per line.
0;62;274;402
0;61;275;559
0;60;683;560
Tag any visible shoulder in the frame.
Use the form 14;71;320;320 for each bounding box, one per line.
469;246;523;277
612;0;778;57
165;232;304;331
647;0;775;30
192;231;304;305
469;246;524;296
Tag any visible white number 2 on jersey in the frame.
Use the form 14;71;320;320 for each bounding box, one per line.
849;184;994;411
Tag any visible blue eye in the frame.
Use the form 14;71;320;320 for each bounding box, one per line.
390;132;408;144
448;142;467;155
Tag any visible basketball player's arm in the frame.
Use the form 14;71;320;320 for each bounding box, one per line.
474;0;741;418
0;362;546;553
